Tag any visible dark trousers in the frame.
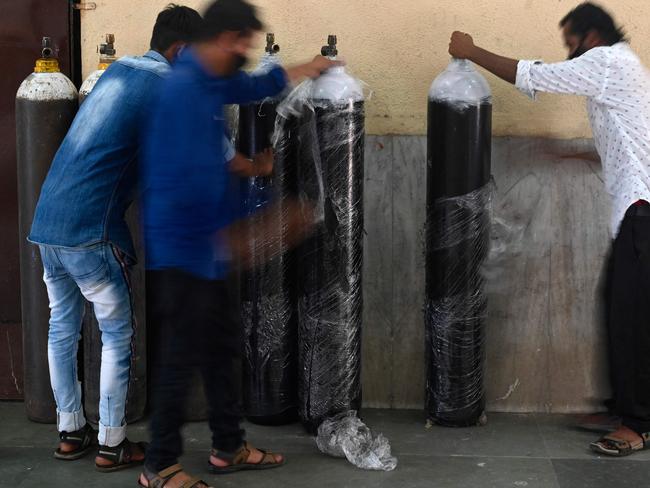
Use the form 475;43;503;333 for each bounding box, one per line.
605;203;650;434
145;269;244;472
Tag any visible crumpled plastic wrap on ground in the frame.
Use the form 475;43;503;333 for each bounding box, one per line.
315;411;398;471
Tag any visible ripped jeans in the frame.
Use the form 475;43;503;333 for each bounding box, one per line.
39;243;134;447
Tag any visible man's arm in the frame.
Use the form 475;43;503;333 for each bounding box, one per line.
224;198;316;270
449;31;518;84
223;56;341;105
448;31;608;99
284;56;342;83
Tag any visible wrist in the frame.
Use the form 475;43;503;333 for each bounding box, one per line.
467;45;480;62
286;65;305;83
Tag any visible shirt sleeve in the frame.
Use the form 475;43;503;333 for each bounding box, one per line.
515;48;610;100
221;66;288;105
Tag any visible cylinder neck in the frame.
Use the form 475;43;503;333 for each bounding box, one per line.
97;34;116;71
34;58;60;73
448;58;475;72
325;64;345;74
98;58;116;70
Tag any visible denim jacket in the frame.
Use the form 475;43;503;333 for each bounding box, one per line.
29;50;170;261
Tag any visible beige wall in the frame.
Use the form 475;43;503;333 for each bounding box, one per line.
81;0;650;137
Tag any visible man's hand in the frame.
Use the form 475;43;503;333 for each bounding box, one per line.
285;55;343;83
449;31;476;60
229;148;274;178
229;152;252;177
224;199;317;270
253;148;274;177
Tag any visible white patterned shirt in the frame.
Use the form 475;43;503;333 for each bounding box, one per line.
516;42;650;236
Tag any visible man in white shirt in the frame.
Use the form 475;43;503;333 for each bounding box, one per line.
449;2;650;456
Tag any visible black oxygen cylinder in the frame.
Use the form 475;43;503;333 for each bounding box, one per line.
16;38;78;423
238;34;299;425
79;33;146;426
297;36;365;432
425;58;492;427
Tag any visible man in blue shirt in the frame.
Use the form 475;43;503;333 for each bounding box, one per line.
29;5;202;471
139;1;339;486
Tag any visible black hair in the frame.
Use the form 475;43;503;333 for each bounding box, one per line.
150;4;203;53
199;0;264;40
560;2;627;45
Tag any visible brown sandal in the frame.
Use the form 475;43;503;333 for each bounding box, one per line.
138;464;212;488
590;432;650;457
208;442;285;474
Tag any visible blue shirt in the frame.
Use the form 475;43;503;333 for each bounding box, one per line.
141;49;287;280
29;50;170;260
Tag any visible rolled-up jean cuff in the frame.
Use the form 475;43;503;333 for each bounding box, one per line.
57;409;86;433
99;422;127;447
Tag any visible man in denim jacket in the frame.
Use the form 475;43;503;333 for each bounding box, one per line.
28;4;202;471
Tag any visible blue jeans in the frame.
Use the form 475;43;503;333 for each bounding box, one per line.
39;243;134;447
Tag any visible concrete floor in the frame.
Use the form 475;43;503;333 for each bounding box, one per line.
1;402;649;488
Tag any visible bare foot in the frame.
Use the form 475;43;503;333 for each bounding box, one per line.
591;425;646;456
58;441;78;453
607;426;643;444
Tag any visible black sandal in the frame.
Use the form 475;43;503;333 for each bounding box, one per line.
590;432;650;457
54;423;97;461
208;442;285;474
138;463;212;488
95;438;148;472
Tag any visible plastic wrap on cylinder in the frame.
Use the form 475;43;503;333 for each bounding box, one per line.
425;59;491;427
238;106;299;424
238;49;299;424
275;68;366;432
425;185;492;427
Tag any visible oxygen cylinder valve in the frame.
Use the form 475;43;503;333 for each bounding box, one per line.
99;34;116;56
321;35;338;58
36;37;60;73
265;33;280;54
41;37;53;59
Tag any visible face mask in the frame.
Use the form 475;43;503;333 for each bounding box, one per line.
568;37;588;60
